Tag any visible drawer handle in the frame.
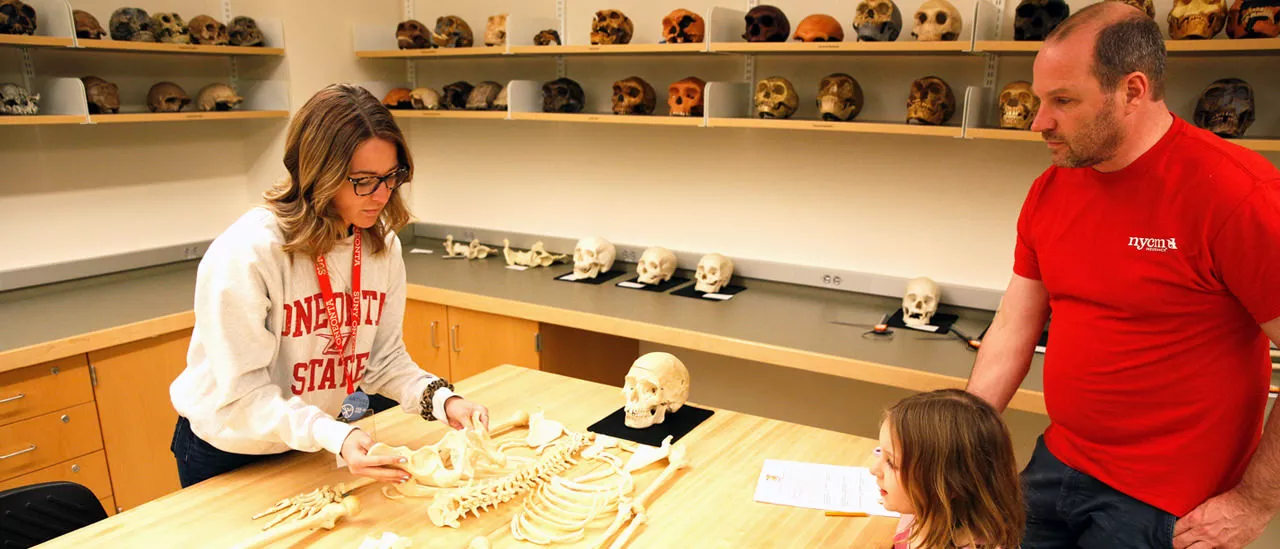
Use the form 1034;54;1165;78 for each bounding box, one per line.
430;321;440;349
451;325;462;353
0;393;25;404
1;445;36;460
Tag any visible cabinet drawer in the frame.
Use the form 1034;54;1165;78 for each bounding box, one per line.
0;356;93;427
0;402;104;481
0;450;113;501
101;496;115;516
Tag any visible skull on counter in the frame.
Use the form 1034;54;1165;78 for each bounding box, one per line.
636;247;678;285
902;276;941;327
694;253;734;294
572;237;617;280
623;352;690;429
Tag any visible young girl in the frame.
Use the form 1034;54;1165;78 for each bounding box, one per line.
169;83;488;488
871;389;1024;549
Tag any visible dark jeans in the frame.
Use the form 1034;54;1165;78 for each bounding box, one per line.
170;416;286;488
1023;435;1177;548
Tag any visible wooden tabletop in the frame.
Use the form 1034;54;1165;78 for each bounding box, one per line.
40;366;897;548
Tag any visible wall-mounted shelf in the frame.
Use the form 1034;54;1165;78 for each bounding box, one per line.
510;43;707;56
965;127;1041;141
974;38;1280;55
0;34;74;48
86;110;289;124
74;39;284;57
711;41;972;54
1227;138;1280;153
510;112;704;126
0;114;85;125
392;110;507;120
356;46;507;59
708;117;963;137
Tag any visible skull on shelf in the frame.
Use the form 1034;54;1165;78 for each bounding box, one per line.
0;82;38;115
572;237;617;280
906;76;956;125
541;78;585;113
902;277;941;327
695;253;734;294
151;12;189;44
612;76;657;115
74;10;106;39
382;88;414;110
1169;0;1228;39
998;80;1039;130
0;0;36;35
229;15;264;47
743;5;791;42
794;14;845;42
196;83;243;112
853;0;903;42
623;352;690;429
636;247;678;285
755;77;799;119
81;76;120;114
466;81;503;110
1194;78;1254;138
591;9;634;45
667;77;706;117
534;29;561;45
1014;0;1070;41
662;9;705;43
816;73;864;122
1107;0;1157;18
188;14;228;45
442;81;474;110
397;19;430;49
147;82;190;113
1227;0;1280;38
912;0;963;41
494;86;508;110
110;7;155;42
485;14;507;46
432;15;473;48
410;87;441;110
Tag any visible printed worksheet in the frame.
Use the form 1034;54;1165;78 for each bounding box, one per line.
753;459;900;517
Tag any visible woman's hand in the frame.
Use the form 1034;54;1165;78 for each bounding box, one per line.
443;396;489;431
339;429;409;483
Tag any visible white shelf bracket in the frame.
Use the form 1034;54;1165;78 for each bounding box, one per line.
20;47;34;91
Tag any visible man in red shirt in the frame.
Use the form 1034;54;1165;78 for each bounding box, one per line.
967;3;1280;548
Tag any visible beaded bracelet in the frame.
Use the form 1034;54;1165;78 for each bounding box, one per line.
419;378;456;422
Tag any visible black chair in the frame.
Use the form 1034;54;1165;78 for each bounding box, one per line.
0;481;108;548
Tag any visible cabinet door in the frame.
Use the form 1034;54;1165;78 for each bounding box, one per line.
88;330;191;512
447;307;540;382
403;300;451;381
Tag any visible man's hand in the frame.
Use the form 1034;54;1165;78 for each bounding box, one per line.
1174;489;1275;549
443;396;489;431
339;429;409;483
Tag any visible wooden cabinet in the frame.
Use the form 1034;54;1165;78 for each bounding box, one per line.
88;330;191;512
403;300;451;380
402;301;541;383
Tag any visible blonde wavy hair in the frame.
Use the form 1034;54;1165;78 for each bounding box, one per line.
265;83;413;257
888;389;1025;549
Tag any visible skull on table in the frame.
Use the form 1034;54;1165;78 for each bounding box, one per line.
903;277;941;327
623;352;690;429
854;0;903;42
636;247;678;285
694;253;734;294
572;237;617;280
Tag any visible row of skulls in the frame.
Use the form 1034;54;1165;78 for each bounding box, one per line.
69;8;263;45
382;83;506;111
1013;0;1279;41
571;237;737;294
745;2;963;43
535;77;710;116
138;81;243;113
754;75;957;125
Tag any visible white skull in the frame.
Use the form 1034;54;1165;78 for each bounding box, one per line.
622;352;690;429
411;87;441;110
912;0;963;41
694;253;734;294
572;236;616;279
0;82;39;115
636;247;677;285
902;276;941;327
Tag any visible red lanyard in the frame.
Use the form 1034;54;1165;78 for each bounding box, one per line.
314;230;362;395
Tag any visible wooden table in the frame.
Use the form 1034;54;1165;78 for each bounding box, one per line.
41;366;897;548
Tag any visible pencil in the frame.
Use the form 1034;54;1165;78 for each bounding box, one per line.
824;511;870;517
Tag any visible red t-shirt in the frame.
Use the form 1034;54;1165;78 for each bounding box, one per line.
1015;114;1280;516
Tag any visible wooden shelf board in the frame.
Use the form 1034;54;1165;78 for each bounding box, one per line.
708;117;963;136
392;110;507;120
511;112;703;126
965;127;1043;142
0;114;86;126
0;35;75;48
972;40;1042;53
710;41;971;54
976;38;1280;54
88;110;288;124
75;39;283;56
1230;138;1280;153
356;46;507;59
508;43;706;56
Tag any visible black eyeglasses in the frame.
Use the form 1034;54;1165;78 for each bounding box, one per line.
347;166;410;196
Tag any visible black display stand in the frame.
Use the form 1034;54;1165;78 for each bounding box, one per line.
975;322;1050;353
670;283;748;301
885;308;959;333
615;276;690;293
587;405;714;447
554;269;628;285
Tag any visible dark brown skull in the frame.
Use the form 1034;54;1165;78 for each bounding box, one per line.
542;78;585;113
442;81;474;109
662;9;705;43
81;76;120;114
147;82;190;113
229;16;264;47
74;10;105;39
591;10;634;45
396;20;429;49
432;15;474;48
906;76;955;125
743;5;790;42
0;0;37;35
816;73;864;121
188;14;228;45
613;77;656;115
110;7;154;42
1194;78;1255;138
534;29;561;45
1014;0;1070;41
1227;0;1280;38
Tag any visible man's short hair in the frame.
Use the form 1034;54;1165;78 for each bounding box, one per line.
1046;2;1166;100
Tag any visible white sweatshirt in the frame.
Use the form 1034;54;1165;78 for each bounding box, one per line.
170;207;455;456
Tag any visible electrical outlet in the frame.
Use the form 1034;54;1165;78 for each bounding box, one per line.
820;274;843;286
461;230;476;241
183;246;201;259
619;249;637;263
822;274;832;285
